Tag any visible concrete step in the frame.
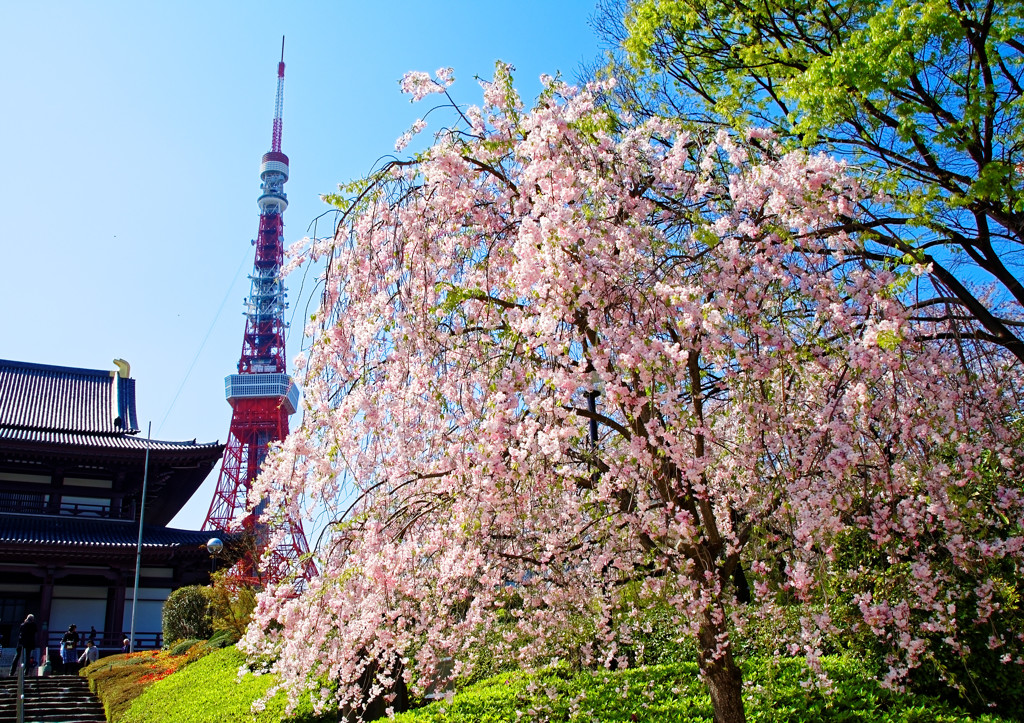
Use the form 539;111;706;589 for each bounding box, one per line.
0;675;106;723
0;701;106;712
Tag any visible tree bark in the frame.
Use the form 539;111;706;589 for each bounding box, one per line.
697;605;746;723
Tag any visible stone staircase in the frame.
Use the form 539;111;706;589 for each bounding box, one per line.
0;675;106;723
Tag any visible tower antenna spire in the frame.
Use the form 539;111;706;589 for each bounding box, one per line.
204;42;314;585
271;36;286;153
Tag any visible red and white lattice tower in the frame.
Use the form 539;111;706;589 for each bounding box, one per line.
204;38;314;583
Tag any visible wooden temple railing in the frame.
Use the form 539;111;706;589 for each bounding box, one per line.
41;629;163;658
0;491;135;520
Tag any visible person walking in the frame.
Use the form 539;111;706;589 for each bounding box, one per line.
60;624;78;675
8;614;37;676
77;640;99;667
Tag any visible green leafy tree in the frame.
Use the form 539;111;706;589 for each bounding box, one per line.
606;0;1024;361
207;571;257;644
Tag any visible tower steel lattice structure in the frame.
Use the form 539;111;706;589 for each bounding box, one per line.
203;39;314;583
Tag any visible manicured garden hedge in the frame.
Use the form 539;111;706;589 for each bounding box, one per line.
391;656;1015;723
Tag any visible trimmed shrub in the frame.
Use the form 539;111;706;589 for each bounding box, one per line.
207;629;236;648
168;638;203;656
162;585;212;644
390;656;1014;723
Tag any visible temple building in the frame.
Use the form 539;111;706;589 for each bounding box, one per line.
0;358;223;654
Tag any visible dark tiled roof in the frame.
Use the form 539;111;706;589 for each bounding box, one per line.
0;359;225;527
0;513;218;549
0;428;221;453
0;359;220;456
0;359;138;434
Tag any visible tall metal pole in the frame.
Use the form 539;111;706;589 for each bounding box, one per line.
129;422;152;654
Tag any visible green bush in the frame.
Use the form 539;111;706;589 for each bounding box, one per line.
168;638;203;656
911;630;1024;721
623;602;697;667
162;585;213;644
176;633;232;667
897;552;1024;720
818;451;1024;718
391;655;1014;723
208;571;258;642
207;627;239;649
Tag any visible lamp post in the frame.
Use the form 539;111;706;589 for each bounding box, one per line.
207;537;224;575
129;422;152;655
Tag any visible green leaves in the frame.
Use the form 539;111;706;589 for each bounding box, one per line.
614;0;1024;361
391;655;1010;722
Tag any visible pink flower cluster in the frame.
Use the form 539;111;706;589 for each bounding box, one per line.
399;67;455;102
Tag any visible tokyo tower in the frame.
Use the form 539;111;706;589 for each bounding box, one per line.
203;38;314;583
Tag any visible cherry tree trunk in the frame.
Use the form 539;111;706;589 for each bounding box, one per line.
697;605;746;723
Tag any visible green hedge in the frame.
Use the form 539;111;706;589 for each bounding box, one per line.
392;655;1015;723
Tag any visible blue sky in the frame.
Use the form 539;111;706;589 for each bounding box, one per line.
2;1;606;529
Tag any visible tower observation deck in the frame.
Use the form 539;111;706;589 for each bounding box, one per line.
203;38;314;584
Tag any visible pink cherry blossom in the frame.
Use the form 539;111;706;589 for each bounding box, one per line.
243;65;1024;722
399;70;445;102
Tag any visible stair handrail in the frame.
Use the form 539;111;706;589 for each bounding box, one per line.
16;654;24;723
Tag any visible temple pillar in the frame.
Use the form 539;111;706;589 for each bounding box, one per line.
109;573;128;645
38;568;54;655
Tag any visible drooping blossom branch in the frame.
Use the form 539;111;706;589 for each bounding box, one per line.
243;64;1024;723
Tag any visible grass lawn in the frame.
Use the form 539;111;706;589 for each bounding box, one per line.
85;646;322;723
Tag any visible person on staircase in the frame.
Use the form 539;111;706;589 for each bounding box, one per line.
8;614;37;676
78;640;99;667
60;624;78;675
